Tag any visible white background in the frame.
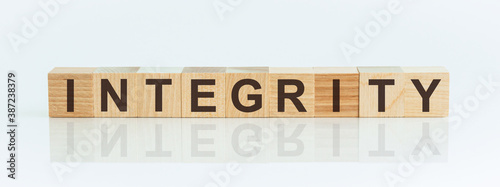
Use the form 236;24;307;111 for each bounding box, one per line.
1;0;500;186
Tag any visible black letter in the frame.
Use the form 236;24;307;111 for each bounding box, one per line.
368;79;395;112
145;79;172;112
411;79;441;112
191;79;216;112
332;79;340;112
101;79;127;112
231;79;262;112
277;79;306;112
67;79;74;112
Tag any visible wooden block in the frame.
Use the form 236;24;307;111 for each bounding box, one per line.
48;67;96;117
93;67;139;117
358;67;404;117
269;67;315;117
225;67;269;118
136;67;183;117
402;67;449;117
314;67;359;117
181;67;226;117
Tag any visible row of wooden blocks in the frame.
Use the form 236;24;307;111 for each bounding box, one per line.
48;66;449;118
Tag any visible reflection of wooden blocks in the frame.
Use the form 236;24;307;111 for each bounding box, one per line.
93;67;139;117
136;67;183;117
314;67;359;117
135;118;182;162
269;67;315;117
268;118;314;161
402;67;449;117
182;67;226;117
225;67;269;118
48;67;96;117
314;118;359;161
181;118;226;162
358;67;404;117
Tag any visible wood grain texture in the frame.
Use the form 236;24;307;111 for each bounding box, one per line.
226;67;269;117
48;67;96;117
48;66;449;118
182;67;226;117
136;67;182;117
402;67;449;117
269;67;314;117
358;67;404;117
314;67;359;117
93;67;139;117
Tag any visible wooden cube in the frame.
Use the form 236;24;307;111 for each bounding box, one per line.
93;67;139;117
269;67;315;117
181;67;226;117
136;67;183;117
402;67;449;117
314;67;359;117
226;67;269;118
358;67;404;117
48;67;96;117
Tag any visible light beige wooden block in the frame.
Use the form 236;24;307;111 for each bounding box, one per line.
48;67;96;117
314;67;359;117
358;67;404;117
402;67;449;117
181;67;226;117
269;67;314;117
225;67;269;118
136;67;183;117
93;67;139;117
